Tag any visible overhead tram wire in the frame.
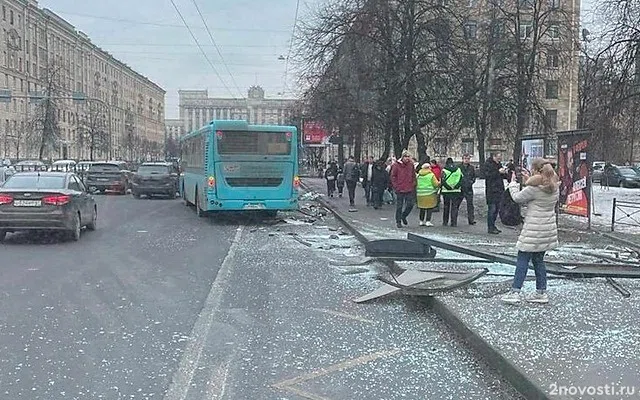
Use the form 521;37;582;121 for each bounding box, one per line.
282;0;301;96
169;0;236;99
100;43;286;48
191;0;244;98
52;10;291;32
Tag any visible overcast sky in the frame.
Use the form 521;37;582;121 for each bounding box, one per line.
37;0;596;120
38;0;308;118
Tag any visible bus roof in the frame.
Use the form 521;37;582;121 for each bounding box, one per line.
180;120;297;142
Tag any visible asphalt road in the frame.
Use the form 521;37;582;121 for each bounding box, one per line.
0;193;523;399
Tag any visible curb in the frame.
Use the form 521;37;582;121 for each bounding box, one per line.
301;182;551;400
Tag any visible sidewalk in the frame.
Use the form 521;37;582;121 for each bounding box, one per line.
303;178;522;245
302;177;640;400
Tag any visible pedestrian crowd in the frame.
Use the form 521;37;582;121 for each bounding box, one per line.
321;151;560;304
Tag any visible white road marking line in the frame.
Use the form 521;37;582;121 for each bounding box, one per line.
279;386;330;400
272;349;401;395
205;358;231;400
310;307;375;324
164;227;243;400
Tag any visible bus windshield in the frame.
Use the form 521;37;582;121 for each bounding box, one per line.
217;131;291;155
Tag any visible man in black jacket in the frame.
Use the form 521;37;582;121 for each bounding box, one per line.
460;154;476;225
483;152;508;234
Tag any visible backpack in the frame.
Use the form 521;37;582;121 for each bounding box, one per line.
499;189;524;226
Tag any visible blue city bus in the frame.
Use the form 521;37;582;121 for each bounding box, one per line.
179;120;300;216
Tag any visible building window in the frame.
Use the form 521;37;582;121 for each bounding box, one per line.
2;6;5;21
10;10;13;25
547;51;559;68
545;139;557;157
550;0;560;9
545;109;558;131
489;138;503;147
548;25;560;39
519;0;534;8
433;138;447;156
545;81;559;99
468;0;478;7
461;140;475;155
464;21;478;39
519;22;533;40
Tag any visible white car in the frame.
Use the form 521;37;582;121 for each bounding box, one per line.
49;160;77;172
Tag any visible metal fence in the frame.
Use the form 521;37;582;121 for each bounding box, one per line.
611;198;640;231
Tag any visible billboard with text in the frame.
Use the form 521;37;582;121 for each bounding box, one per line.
302;120;329;146
558;131;591;218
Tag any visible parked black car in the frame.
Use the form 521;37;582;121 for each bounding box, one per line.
0;172;97;242
84;162;130;194
601;166;640;188
130;162;179;199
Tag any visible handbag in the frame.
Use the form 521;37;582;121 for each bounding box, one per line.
383;189;393;203
499;189;524;226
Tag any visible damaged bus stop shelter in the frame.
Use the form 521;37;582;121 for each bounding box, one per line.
355;233;640;303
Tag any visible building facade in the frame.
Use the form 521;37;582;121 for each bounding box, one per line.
179;86;297;133
0;0;165;161
165;118;184;141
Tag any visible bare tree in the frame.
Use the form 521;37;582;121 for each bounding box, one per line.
573;0;640;164
76;101;110;161
165;135;180;159
123;107;137;161
296;0;480;161
28;61;66;160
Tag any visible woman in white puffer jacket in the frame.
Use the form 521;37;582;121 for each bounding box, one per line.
501;158;559;305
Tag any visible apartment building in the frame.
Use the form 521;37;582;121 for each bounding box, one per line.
0;0;165;161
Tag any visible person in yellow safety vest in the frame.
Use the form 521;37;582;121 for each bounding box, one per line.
441;157;464;227
416;162;440;227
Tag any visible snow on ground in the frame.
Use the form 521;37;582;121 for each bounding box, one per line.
470;180;640;234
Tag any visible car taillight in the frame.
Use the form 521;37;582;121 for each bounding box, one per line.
293;176;300;189
42;195;71;206
0;194;13;205
207;176;215;187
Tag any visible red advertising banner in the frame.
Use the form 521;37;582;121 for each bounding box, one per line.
302;120;329;146
558;131;591;217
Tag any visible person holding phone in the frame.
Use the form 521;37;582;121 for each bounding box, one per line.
501;158;559;304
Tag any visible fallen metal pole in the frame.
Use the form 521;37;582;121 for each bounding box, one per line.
606;277;631;298
407;233;640;279
369;256;492;263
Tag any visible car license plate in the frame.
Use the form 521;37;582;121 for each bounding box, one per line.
14;200;42;207
243;204;266;210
